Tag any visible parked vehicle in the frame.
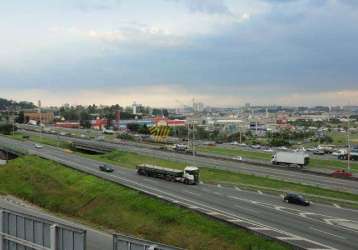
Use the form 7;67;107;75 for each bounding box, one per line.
251;145;261;149
136;164;199;185
232;156;243;161
332;149;347;156
272;152;310;168
99;164;114;172
330;169;352;178
317;145;335;154
313;150;325;155
263;148;273;152
283;193;310;206
278;146;288;151
34;144;43;149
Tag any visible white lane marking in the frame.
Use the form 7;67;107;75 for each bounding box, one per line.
333;203;341;208
277;236;302;241
257;190;263;195
228;219;242;222
207;211;221;216
235;186;241;191
280;194;284;199
310;227;346;240
189;206;199;209
217;184;222;188
183;190;200;196
249;227;271;231
299;212;315;218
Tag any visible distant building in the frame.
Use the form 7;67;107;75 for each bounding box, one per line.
24;111;54;124
55;122;80;129
193;102;204;112
91;118;108;130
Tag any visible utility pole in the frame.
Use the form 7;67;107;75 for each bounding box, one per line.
38;100;42;141
239;126;242;144
192;121;195;157
347;113;351;172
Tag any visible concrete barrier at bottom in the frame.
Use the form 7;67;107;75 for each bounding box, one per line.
0;208;86;250
113;234;183;250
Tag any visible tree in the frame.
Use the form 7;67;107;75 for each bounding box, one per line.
0;124;17;135
15;111;25;123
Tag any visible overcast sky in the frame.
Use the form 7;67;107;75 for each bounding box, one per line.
1;0;358;107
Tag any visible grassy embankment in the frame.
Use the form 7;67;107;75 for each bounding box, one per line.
197;146;358;173
0;156;289;250
8;132;358;205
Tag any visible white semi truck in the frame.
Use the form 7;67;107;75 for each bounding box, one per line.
136;164;199;185
272;152;310;168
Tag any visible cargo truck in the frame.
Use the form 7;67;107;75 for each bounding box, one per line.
136;164;199;185
272;152;310;168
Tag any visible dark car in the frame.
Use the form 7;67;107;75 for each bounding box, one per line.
99;164;114;172
283;193;310;206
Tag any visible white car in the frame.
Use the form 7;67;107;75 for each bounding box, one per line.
34;144;43;149
230;141;239;145
263;148;273;152
278;146;288;151
232;156;243;161
238;143;247;147
332;149;347;156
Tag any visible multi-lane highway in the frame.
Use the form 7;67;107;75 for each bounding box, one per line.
1;136;358;250
19;130;358;194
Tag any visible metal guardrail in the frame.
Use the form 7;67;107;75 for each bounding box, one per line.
113;234;183;250
0;208;86;250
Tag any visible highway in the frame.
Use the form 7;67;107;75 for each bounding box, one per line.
19;130;358;194
1;136;358;250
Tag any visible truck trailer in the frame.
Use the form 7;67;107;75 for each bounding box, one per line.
136;164;199;185
272;152;310;168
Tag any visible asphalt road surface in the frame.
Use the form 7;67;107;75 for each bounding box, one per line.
19;130;358;194
1;136;358;250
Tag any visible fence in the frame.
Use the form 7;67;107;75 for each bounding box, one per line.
113;234;182;250
0;208;86;250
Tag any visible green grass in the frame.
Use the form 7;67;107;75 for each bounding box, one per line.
328;131;358;145
197;146;272;160
0;156;289;250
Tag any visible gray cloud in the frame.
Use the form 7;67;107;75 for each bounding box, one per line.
169;0;231;15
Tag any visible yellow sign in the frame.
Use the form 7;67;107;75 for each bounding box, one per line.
149;126;170;142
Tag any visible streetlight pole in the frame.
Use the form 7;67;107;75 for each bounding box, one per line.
347;114;351;172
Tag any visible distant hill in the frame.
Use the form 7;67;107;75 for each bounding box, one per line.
0;98;35;110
